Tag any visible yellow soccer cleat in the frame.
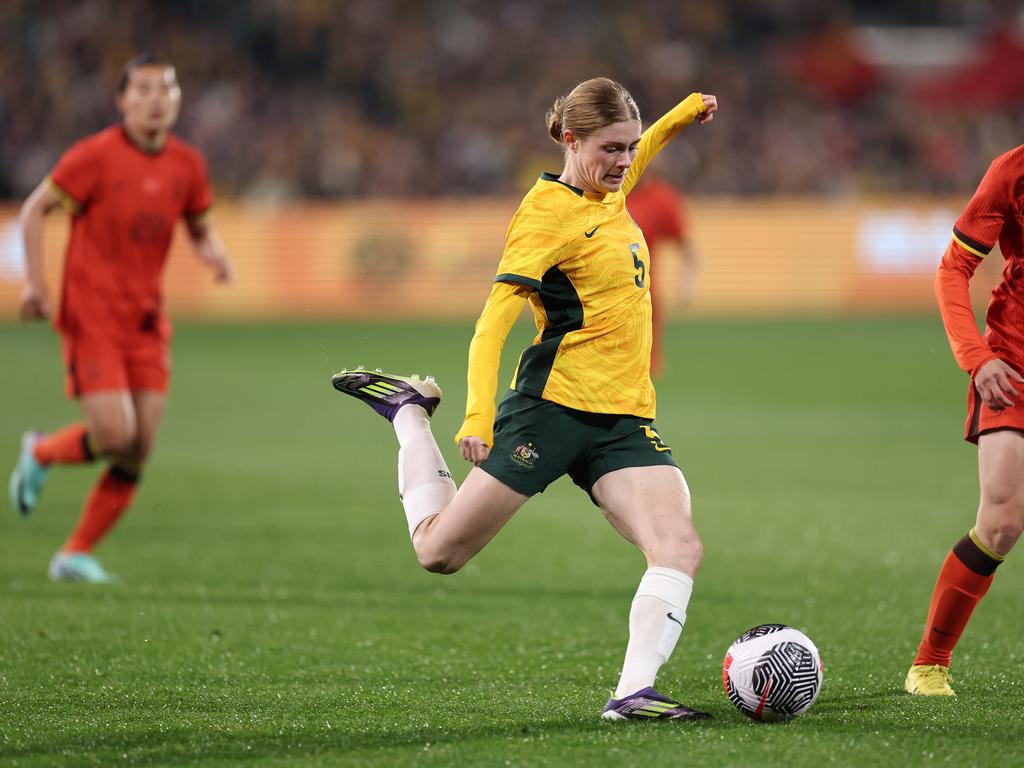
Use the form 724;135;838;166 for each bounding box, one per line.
905;664;955;696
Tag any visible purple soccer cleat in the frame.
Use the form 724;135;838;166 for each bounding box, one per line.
601;686;712;721
331;368;442;422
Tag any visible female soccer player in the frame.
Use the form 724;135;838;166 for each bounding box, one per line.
333;78;717;720
9;53;232;583
905;145;1024;696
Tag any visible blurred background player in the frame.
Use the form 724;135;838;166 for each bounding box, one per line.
333;77;718;721
626;172;699;377
905;144;1024;696
8;52;232;583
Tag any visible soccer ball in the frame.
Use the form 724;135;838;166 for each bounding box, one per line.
722;624;823;721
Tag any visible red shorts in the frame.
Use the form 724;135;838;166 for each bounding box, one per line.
965;380;1024;444
60;331;170;399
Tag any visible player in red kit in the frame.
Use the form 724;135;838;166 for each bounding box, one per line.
905;145;1024;695
9;53;232;582
626;174;698;377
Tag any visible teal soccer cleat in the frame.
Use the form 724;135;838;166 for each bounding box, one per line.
9;431;49;516
48;552;116;584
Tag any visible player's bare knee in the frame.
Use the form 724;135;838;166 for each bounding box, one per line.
981;486;1024;519
417;552;463;575
92;426;136;457
688;535;704;568
670;512;702;556
982;478;1019;510
979;514;1024;554
129;436;154;464
675;533;703;570
646;530;702;573
118;435;145;461
414;541;465;575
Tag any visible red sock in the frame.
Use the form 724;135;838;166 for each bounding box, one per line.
33;423;96;465
63;465;139;554
914;532;1002;667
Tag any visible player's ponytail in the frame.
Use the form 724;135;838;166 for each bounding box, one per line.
545;77;640;147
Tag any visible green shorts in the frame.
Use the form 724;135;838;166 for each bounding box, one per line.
479;390;680;502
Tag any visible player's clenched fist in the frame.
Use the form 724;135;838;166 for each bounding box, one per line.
19;285;50;321
459;436;490;465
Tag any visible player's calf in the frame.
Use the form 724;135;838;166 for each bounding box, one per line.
89;428;137;458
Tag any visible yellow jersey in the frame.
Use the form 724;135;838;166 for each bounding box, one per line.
456;92;707;446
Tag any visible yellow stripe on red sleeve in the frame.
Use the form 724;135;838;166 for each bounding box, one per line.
951;227;991;259
185;208;212;230
45;176;83;215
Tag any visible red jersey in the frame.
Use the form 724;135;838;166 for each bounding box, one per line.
626;178;687;255
937;145;1024;374
48;125;213;340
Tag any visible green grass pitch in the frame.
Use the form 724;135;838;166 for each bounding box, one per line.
1;317;1021;767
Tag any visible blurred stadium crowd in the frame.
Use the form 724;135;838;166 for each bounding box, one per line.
1;0;1022;201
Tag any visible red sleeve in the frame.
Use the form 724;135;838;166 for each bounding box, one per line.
185;150;214;217
665;189;686;240
935;240;998;374
49;139;101;212
952;153;1014;257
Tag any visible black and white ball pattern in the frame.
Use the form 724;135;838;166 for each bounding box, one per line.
722;624;823;721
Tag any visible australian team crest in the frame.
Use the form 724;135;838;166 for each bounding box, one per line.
510;442;540;469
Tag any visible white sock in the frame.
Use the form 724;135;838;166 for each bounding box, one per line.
613;566;694;699
393;405;457;537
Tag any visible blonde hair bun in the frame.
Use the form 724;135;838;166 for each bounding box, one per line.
544;77;639;146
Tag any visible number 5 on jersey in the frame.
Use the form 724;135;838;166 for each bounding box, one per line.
629;243;646;288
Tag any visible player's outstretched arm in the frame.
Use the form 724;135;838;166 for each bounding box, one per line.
624;93;717;195
18;180;63;321
187;218;233;284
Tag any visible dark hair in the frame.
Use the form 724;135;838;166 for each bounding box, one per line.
117;52;174;93
546;77;640;146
